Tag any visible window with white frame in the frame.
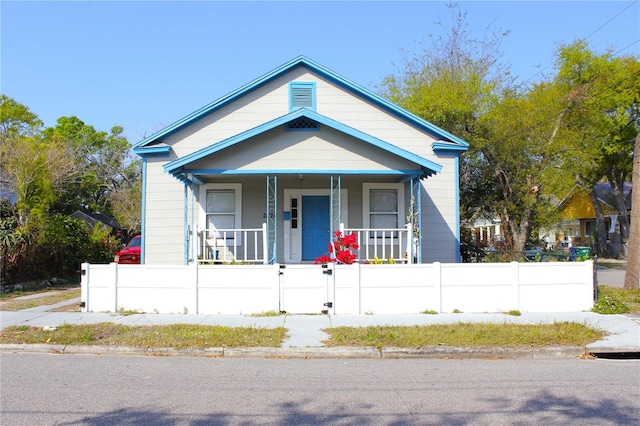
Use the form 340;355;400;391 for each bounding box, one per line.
200;184;242;240
363;183;404;238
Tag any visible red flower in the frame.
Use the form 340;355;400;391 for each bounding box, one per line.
314;255;333;265
314;232;359;264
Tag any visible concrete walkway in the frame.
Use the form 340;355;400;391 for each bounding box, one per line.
1;295;638;358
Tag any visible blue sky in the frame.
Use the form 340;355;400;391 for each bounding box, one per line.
2;1;639;143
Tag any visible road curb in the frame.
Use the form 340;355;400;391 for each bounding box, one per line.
381;346;587;359
0;343;591;359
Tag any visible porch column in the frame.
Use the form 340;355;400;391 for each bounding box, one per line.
410;177;422;264
266;175;277;264
184;176;199;265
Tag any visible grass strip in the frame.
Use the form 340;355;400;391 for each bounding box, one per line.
596;285;640;313
322;322;604;349
0;323;288;349
0;289;81;311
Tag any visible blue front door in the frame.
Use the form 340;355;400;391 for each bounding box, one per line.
302;196;330;261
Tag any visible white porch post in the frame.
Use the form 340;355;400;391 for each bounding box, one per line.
192;224;198;265
262;223;268;265
410;177;422;264
406;223;413;264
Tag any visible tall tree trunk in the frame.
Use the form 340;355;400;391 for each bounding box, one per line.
589;188;610;257
607;173;631;244
624;131;640;290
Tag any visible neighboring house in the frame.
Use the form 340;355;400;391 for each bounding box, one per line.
543;182;632;250
132;56;468;266
71;211;120;232
469;216;502;246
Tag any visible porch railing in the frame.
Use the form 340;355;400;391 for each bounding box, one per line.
192;223;413;265
196;224;267;264
344;223;413;264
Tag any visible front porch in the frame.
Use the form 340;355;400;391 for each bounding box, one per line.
178;174;427;266
193;222;416;265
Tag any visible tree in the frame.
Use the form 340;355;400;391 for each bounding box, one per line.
380;4;509;144
551;42;639;256
0;96;141;283
0;94;42;144
624;131;640;289
1;134;75;224
475;82;569;251
1;97;75;224
41;117;141;229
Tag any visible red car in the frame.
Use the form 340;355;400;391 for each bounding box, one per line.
114;235;141;264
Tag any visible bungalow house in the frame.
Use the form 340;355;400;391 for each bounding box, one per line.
543;182;632;252
132;56;468;266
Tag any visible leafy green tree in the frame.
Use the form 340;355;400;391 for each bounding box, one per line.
474;82;569;251
0;94;42;144
551;41;639;256
380;4;554;253
0;96;141;283
380;4;508;144
1;96;75;224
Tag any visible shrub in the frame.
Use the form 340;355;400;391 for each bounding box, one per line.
592;295;630;314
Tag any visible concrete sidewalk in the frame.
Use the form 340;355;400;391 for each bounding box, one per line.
1;296;638;358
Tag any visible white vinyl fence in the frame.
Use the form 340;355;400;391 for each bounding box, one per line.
81;261;594;315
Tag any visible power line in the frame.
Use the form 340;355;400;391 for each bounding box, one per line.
520;0;639;85
583;0;638;43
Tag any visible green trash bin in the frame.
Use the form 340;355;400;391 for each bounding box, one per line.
574;246;591;260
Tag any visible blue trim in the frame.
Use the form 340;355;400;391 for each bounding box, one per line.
190;179;196;265
140;157;147;264
180;169;425;176
289;81;316;111
183;181;188;265
432;141;469;153
133;145;171;157
134;56;469;151
455;156;461;263
163;109;443;178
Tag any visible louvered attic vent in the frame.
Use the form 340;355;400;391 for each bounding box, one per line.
286;116;319;130
289;82;316;111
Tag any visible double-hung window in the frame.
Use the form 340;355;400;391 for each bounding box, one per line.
363;183;404;238
200;183;242;241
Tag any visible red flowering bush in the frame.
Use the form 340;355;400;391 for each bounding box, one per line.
315;231;359;265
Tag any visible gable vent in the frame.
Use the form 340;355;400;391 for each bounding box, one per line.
286;117;319;130
289;82;316;111
292;87;313;108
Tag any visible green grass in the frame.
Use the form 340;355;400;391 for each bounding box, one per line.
0;289;81;311
0;323;288;349
593;285;640;314
248;310;285;317
322;322;604;349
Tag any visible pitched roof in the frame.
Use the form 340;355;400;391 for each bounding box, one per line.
163;108;443;179
134;56;469;151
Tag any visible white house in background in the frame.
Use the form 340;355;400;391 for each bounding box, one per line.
132;56;469;266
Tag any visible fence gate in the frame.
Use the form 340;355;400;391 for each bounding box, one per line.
279;264;334;314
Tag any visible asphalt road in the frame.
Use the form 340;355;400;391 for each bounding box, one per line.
596;266;627;288
1;354;638;425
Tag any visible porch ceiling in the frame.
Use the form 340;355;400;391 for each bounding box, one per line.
164;109;443;182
